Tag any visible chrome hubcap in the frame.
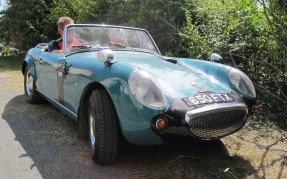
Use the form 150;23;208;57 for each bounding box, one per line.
25;70;33;96
89;114;95;150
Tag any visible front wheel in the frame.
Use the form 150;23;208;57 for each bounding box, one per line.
89;89;119;165
24;66;43;103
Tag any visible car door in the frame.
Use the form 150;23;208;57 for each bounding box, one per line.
37;52;61;101
58;56;92;116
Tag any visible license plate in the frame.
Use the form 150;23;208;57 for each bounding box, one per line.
182;93;233;107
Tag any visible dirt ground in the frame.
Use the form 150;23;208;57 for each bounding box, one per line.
0;75;286;178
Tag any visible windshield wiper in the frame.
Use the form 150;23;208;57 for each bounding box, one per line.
108;42;134;49
71;44;92;49
159;56;177;64
66;45;105;56
134;48;158;54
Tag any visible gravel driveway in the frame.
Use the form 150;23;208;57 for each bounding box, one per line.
0;77;286;179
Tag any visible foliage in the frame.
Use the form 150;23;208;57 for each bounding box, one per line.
105;0;187;53
0;0;113;49
178;0;287;128
0;0;55;50
48;0;112;23
0;45;22;56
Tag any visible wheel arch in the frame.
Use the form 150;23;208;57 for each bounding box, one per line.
22;56;36;80
77;81;123;139
22;61;27;75
78;82;105;119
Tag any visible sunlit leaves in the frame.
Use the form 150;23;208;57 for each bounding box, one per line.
179;0;287;127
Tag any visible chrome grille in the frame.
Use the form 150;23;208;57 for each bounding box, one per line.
186;107;247;139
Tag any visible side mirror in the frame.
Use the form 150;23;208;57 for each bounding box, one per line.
210;53;222;62
97;49;114;64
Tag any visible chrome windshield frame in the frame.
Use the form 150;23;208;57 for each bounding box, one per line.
62;24;161;56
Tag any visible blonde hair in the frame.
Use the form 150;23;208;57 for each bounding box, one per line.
109;28;126;43
58;17;74;30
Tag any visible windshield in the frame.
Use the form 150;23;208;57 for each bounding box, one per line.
63;24;160;55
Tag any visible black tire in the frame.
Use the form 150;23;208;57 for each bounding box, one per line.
88;89;119;165
24;66;43;103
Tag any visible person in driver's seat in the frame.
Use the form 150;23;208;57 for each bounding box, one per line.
48;17;84;53
109;28;126;48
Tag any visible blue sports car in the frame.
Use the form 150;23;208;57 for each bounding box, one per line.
22;24;257;165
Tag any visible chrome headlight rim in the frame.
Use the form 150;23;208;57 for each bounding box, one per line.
228;68;256;100
128;70;167;110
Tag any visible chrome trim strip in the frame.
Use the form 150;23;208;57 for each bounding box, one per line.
63;27;67;55
36;89;77;119
185;103;248;124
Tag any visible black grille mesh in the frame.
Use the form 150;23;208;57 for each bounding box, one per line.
188;108;247;139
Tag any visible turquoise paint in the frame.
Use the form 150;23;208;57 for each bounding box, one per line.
24;56;35;77
175;57;232;88
37;52;61;101
112;51;231;98
175;58;256;100
24;48;42;80
25;47;255;145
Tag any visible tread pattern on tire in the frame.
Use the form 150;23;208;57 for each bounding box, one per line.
89;89;118;165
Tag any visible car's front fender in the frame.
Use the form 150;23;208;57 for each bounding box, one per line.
63;55;165;145
97;62;166;145
175;58;232;87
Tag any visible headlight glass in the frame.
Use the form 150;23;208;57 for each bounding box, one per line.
129;70;166;109
229;68;256;98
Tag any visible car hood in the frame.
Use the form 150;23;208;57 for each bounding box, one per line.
112;51;231;98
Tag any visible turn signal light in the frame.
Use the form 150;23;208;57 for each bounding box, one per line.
155;119;167;129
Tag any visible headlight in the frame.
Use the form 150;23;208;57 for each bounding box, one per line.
229;68;256;99
128;70;166;109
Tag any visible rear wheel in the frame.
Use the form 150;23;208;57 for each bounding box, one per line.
88;89;119;165
24;66;43;103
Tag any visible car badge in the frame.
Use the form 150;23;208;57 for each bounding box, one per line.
192;83;210;93
197;88;210;93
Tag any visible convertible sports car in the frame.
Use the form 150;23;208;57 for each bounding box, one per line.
22;24;257;165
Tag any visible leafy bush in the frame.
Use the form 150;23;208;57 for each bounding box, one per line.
0;0;56;50
104;0;188;54
178;0;287;129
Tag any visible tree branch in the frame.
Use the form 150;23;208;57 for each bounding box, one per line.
271;76;287;101
228;53;239;69
159;17;179;33
254;82;287;104
260;0;287;72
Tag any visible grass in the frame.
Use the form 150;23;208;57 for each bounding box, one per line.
0;55;24;90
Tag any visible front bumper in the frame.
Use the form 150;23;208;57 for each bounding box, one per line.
151;102;248;142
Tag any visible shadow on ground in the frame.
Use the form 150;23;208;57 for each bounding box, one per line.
2;94;256;178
